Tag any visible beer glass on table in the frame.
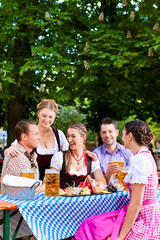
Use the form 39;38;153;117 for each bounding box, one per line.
45;169;59;197
20;168;35;179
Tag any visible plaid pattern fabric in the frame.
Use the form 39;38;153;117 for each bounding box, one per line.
125;153;160;240
1;143;39;194
6;144;37;176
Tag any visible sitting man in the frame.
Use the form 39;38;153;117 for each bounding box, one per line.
0;119;41;240
93;118;133;185
1;119;41;194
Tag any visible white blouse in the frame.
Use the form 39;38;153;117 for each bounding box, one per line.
124;147;153;185
50;151;101;176
36;130;68;155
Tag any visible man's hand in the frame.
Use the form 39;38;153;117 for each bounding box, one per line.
108;161;119;174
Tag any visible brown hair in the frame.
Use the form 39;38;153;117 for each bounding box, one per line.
36;99;58;114
65;122;88;172
99;117;118;131
124;120;153;146
15;119;36;142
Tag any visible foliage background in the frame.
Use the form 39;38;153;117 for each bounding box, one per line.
0;0;160;145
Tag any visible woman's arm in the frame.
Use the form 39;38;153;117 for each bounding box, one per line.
93;168;106;185
4;140;19;157
50;151;63;171
117;183;145;240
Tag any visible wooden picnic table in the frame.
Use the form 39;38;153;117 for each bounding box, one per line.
0;200;20;240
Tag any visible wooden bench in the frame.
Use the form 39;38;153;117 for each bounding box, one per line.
0;200;20;240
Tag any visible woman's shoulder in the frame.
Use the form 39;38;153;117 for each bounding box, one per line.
53;151;64;158
55;129;64;135
128;148;153;177
50;151;63;169
55;129;67;140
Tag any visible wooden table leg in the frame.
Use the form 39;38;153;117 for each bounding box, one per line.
3;209;10;240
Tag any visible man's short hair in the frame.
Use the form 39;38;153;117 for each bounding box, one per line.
15;119;36;142
99;118;118;131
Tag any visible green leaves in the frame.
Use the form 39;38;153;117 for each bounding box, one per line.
1;0;160;136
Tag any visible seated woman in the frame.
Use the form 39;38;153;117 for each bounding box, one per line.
71;120;160;240
50;122;106;189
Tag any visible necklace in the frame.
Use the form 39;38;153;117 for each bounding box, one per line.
71;151;85;165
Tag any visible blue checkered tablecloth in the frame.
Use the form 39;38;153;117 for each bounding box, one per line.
0;189;160;240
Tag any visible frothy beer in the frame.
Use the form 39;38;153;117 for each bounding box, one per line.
20;169;35;179
112;159;125;183
45;169;59;197
118;167;129;190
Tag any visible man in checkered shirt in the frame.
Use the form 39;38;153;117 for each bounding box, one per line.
1;119;41;194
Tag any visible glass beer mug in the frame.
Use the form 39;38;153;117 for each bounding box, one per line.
45;169;60;197
112;157;125;185
118;166;129;191
20;168;35;179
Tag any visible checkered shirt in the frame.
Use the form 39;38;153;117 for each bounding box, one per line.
1;143;39;194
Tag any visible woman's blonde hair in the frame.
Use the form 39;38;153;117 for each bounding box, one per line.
65;122;88;172
36;99;58;114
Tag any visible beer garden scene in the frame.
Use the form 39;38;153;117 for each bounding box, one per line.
0;0;160;239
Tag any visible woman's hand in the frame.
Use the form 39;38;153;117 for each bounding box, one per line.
4;145;19;157
81;175;95;193
116;235;124;240
85;151;98;161
35;184;45;193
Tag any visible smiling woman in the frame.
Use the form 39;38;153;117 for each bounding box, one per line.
50;122;106;189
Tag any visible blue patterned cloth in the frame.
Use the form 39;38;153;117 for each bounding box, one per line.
0;189;160;240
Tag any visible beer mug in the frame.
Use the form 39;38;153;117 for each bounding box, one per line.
20;168;35;179
112;157;125;185
45;169;59;197
118;166;129;191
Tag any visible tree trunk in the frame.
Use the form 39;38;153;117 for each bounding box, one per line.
7;96;29;146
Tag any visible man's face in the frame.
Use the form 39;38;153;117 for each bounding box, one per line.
100;124;119;147
24;124;41;149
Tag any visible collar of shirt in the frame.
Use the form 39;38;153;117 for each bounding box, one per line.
16;143;30;154
17;143;37;168
102;143;121;155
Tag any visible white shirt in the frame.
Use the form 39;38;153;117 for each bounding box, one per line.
50;151;101;176
124;147;153;185
36;130;68;155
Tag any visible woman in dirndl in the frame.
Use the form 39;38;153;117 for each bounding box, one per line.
72;120;160;240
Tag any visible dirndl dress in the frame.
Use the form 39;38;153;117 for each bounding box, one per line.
72;147;160;240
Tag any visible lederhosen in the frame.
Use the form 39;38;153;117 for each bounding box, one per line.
60;151;92;188
36;128;60;180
